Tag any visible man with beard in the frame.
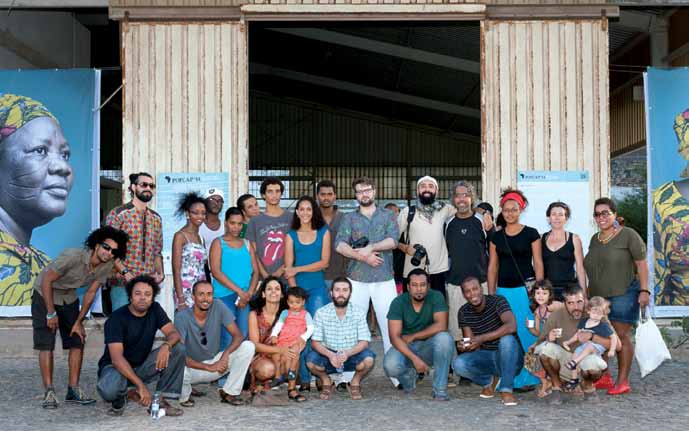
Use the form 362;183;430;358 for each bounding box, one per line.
174;280;255;406
97;275;186;417
33;226;130;409
336;177;399;371
306;277;376;400
384;268;454;400
536;285;610;405
105;172;164;311
445;181;494;341
397;176;456;298
200;188;225;254
451;277;522;406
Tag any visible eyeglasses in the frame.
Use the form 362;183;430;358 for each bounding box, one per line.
454;193;472;199
137;181;156;189
593;210;613;218
200;331;207;346
355;187;374;195
100;243;118;254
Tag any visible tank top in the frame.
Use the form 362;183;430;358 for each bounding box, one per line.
288;226;327;291
212;237;252;298
542;231;576;287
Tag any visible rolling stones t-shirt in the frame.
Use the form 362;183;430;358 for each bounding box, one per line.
246;211;293;276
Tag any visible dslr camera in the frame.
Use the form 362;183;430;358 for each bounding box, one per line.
410;244;427;266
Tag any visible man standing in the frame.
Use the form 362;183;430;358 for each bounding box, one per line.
537;285;609;405
105;172;164;311
236;193;260;239
97;275;186;417
174;280;255;406
33;226;130;408
452;277;523;406
383;269;455;400
336;177;399;358
306;277;376;400
316;180;346;287
445;181;493;341
397;176;455;298
246;178;292;280
200;188;225;253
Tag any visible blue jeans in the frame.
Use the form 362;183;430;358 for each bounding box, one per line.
298;285;331;384
109;285;129;312
452;334;524;393
217;294;250;387
306;348;376;374
383;331;455;397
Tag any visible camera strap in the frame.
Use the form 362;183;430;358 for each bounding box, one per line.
501;229;528;287
404;205;416;245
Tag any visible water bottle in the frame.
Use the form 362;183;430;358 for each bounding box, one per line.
150;392;160;421
335;350;345;375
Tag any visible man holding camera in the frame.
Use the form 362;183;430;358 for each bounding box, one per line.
336;177;399;360
397;176;456;299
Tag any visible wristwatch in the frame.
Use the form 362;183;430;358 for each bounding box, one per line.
46;311;57;319
120;268;129;276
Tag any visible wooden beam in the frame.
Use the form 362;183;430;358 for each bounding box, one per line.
486;5;619;20
250;63;481;119
109;6;240;21
0;0;106;6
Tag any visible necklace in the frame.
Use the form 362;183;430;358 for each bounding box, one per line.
597;227;618;244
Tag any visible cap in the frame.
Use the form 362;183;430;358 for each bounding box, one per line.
416;175;438;189
203;188;224;200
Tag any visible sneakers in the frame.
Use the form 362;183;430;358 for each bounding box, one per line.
107;395;127;416
42;388;59;409
500;392;518;406
594;372;615;390
607;381;631;396
65;386;96;405
479;377;499;399
431;391;450;402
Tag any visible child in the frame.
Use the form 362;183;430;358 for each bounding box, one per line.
562;296;618;389
269;286;313;402
525;280;563;398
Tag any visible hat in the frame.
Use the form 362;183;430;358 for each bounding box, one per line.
416;176;438;189
203;188;224;200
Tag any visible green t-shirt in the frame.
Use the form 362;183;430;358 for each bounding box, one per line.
387;290;448;335
584;227;646;298
239;223;248;239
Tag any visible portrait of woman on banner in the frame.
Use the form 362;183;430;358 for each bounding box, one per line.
0;94;74;306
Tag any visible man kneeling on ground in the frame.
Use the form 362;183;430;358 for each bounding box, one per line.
383;268;455;400
175;280;255;406
452;276;523;406
536;285;609;405
307;277;376;400
97;275;186;417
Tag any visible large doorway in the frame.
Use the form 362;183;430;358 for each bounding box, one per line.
248;21;481;207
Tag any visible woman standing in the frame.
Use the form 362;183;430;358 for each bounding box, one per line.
209;207;260;339
171;192;208;310
488;188;543;389
584;197;650;395
541;202;587;300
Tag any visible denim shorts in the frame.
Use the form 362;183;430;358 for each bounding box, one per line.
607;279;640;324
574;341;607;356
306;348;376;374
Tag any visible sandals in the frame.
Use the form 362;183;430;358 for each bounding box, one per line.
288;389;307;402
320;383;335;400
190;387;206;397
564;378;580;391
565;359;579;371
348;384;363;401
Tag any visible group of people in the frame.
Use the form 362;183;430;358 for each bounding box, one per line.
31;172;650;415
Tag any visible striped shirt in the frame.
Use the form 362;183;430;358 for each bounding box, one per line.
458;295;514;350
312;302;371;351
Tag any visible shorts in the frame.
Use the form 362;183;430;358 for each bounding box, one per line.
574;341;606;356
538;342;607;381
32;292;83;351
607;279;640;325
306;348;376;374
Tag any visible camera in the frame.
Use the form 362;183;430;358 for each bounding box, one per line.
410;244;427;266
351;237;369;249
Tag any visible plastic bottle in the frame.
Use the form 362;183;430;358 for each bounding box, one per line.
150;392;160;421
335;350;345;374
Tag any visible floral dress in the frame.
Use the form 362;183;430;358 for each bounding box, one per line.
177;232;207;308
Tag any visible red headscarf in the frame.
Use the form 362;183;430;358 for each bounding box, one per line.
500;192;526;210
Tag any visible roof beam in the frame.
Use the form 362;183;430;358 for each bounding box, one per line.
0;0;106;7
616;10;654;32
250;63;480;119
268;27;480;75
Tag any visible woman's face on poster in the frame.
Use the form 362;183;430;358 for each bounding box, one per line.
0;116;73;227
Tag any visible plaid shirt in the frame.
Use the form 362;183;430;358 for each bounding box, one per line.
105;202;163;280
312;302;371;351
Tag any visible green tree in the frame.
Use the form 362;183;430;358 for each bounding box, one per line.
617;188;647;241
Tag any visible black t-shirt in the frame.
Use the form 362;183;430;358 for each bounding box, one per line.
458;295;516;350
98;302;171;373
445;215;489;285
576;319;614;338
490;226;540;288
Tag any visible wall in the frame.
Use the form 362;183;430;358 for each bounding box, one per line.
121;21;248;202
0;11;90;69
481;19;610;205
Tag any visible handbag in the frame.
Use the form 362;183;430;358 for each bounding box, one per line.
634;308;671;378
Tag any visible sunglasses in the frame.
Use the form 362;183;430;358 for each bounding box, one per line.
137;181;156;189
200;331;207;346
100;243;118;254
593;210;613;218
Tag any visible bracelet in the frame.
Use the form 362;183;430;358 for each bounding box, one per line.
162;341;172;350
46;311;57;319
639;290;651;295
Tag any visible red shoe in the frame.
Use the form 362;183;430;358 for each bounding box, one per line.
607;382;631;395
594;373;614;390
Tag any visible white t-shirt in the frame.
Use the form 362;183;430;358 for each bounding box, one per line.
398;204;456;276
200;222;224;253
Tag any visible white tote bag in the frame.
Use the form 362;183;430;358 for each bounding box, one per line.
634;309;671;378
